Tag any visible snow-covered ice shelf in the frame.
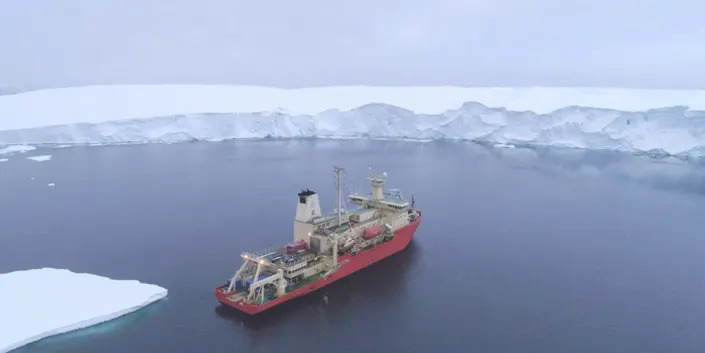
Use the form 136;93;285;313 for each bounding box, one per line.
1;85;704;157
0;268;167;353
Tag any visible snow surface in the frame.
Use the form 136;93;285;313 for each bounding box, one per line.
26;154;52;162
1;85;705;157
0;268;167;353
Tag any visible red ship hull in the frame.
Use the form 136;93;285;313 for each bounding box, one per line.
215;211;422;314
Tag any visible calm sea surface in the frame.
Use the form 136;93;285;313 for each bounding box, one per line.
1;140;705;353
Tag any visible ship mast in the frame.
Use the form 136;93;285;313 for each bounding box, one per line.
334;165;344;227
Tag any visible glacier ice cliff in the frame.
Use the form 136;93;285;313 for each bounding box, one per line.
1;102;704;158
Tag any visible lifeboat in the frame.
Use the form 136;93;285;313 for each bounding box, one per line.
362;225;383;240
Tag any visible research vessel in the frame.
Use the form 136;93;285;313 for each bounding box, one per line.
215;165;422;314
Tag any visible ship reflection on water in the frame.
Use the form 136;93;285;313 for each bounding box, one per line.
214;241;420;331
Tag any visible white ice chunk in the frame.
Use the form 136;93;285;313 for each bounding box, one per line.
26;155;52;162
0;268;168;353
0;158;7;162
47;183;55;187
0;145;35;155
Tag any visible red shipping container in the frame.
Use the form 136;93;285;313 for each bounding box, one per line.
286;240;308;253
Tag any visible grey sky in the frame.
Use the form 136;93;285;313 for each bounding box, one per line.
1;0;704;90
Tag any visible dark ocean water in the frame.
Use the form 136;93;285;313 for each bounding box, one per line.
2;140;705;353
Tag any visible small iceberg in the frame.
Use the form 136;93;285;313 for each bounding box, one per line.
26;155;52;162
0;158;7;162
0;268;168;353
494;143;516;149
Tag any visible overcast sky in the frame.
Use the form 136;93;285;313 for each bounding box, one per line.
1;0;704;90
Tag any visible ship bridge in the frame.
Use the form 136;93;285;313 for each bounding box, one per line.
348;190;409;211
348;171;409;211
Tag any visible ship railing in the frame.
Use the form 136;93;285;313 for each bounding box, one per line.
262;253;317;271
283;259;319;276
282;253;316;268
241;244;287;260
241;245;318;268
386;189;404;199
